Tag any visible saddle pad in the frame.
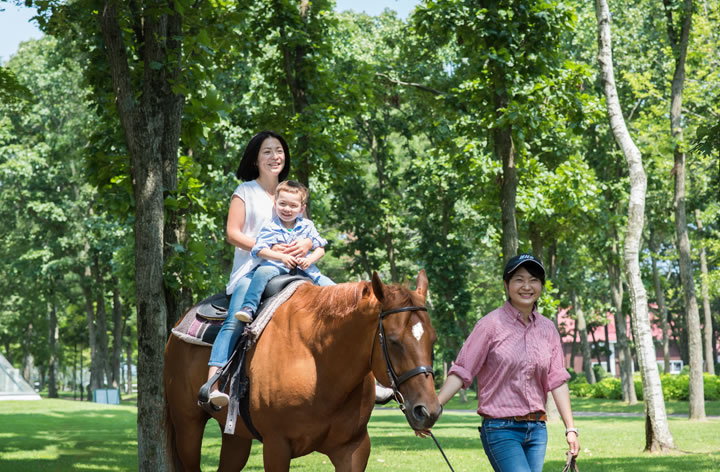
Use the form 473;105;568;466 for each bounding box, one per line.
171;280;310;347
245;279;309;347
171;310;224;347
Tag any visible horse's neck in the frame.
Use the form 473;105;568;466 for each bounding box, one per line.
312;297;378;384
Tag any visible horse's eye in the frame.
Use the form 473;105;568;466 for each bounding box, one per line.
388;335;403;349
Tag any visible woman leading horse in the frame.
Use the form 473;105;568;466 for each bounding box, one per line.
163;270;441;471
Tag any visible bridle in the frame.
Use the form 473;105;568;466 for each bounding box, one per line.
374;304;457;472
374;305;434;411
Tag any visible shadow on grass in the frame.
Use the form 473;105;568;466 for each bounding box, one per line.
0;406;137;471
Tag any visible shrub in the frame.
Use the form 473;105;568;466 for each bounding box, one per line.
703;374;720;401
569;376;594;398
592;377;623;399
662;374;690;400
567;367;577;382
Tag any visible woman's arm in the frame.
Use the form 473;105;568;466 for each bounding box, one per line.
226;196;256;251
414;374;464;438
437;374;464;406
551;383;580;457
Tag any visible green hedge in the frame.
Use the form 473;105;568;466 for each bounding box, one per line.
568;371;720;401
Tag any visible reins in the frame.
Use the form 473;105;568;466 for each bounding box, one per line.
374;304;456;472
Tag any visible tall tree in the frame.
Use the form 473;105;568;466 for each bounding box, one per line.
695;210;715;375
415;0;581;263
595;0;674;451
573;290;596;384
662;0;705;420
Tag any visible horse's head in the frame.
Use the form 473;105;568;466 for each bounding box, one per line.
370;269;442;431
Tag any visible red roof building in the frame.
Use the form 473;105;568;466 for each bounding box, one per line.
556;306;690;376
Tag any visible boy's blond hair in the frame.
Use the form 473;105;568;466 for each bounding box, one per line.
275;180;309;205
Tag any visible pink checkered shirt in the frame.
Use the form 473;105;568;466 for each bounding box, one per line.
448;300;570;418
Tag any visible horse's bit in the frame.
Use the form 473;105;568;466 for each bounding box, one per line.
376;305;434;410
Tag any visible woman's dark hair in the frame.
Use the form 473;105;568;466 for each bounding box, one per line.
235;131;291;182
503;261;546;285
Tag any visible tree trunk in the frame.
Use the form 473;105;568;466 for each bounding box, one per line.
99;3;185;469
604;323;612;374
694;210;715;375
493;65;517;262
573;291;595;384
83;281;102;394
22;321;34;385
608;248;637;403
663;0;705;420
47;302;59;398
570;327;578;370
595;0;675;450
94;256;112;387
649;232;671;373
364;119;398;282
126;335;133;396
111;279;124;390
73;344;78;401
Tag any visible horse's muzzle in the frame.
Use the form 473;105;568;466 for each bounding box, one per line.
408;402;442;430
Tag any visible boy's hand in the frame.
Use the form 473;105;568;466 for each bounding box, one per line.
279;253;298;269
296;257;311;270
277;239;312;258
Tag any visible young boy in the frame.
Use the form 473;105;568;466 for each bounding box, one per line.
234;180;333;322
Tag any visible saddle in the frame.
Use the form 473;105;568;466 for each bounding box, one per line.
171;274;312;346
179;274;313;442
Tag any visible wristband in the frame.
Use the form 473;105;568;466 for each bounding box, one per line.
565;428;579;437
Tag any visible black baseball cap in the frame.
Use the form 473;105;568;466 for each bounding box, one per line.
503;253;546;283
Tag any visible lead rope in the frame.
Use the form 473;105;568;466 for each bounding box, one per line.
429;431;456;472
389;397;455;472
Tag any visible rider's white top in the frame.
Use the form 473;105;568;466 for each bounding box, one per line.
225;180;275;295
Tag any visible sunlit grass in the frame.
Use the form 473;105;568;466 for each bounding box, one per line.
1;398;718;471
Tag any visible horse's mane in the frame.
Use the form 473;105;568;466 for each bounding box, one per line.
295;280;416;319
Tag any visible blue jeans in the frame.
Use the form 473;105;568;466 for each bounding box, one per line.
208;267;334;367
241;264;335;311
208;272;253;367
480;418;547;472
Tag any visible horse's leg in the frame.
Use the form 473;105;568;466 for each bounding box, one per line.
327;433;371;472
167;411;209;472
261;438;293;472
218;431;252;472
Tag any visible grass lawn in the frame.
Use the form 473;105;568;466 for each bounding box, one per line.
443;392;720;417
1;398;719;471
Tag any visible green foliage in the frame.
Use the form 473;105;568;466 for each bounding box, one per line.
570;373;720;401
592;364;610;381
592;377;623;400
0;66;32;105
567;367;578;382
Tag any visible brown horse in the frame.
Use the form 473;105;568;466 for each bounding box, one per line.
163;270;441;471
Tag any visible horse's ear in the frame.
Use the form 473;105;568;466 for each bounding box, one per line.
416;269;428;298
371;271;385;303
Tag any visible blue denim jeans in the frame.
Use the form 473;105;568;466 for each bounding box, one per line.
241;264;335;312
208;267;335;367
480;418;547;472
208;271;253;367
